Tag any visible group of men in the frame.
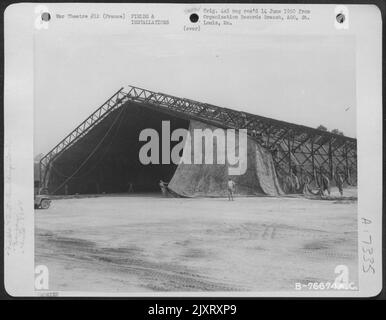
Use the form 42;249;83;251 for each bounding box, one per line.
319;171;345;196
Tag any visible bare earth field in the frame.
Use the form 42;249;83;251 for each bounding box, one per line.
35;187;358;293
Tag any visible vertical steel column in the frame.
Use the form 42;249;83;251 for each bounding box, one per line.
328;140;333;179
344;145;352;185
311;137;317;185
344;145;351;184
287;135;292;174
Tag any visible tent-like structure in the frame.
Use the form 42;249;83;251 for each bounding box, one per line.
167;120;283;197
39;85;357;197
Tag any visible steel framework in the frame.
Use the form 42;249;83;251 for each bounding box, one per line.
40;85;357;190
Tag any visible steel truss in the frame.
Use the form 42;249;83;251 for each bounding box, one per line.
40;85;357;189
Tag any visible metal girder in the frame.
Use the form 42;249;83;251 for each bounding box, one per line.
40;85;358;188
39;88;129;185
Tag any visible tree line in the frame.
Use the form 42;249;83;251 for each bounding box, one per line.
316;125;344;136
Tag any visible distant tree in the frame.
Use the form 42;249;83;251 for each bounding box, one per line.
331;129;344;136
317;125;328;131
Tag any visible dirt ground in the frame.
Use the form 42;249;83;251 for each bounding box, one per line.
35;187;358;293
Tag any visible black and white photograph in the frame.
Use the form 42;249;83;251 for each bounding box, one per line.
3;3;383;298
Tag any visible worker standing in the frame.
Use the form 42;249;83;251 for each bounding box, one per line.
335;172;344;196
227;178;236;201
159;180;167;197
320;171;331;196
127;181;134;193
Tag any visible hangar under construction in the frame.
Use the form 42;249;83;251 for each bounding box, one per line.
39;85;357;197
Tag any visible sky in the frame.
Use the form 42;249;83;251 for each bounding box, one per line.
34;33;356;156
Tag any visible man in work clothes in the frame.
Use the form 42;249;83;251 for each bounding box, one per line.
227;178;236;201
335;172;344;196
159;180;168;197
320;171;331;196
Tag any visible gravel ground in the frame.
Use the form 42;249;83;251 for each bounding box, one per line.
35;187;358;293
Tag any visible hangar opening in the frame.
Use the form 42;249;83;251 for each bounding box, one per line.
47;103;189;195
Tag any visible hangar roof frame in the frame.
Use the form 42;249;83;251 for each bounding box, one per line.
40;85;357;186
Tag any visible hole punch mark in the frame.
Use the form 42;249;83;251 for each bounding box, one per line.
189;13;199;23
336;13;345;24
41;12;51;22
